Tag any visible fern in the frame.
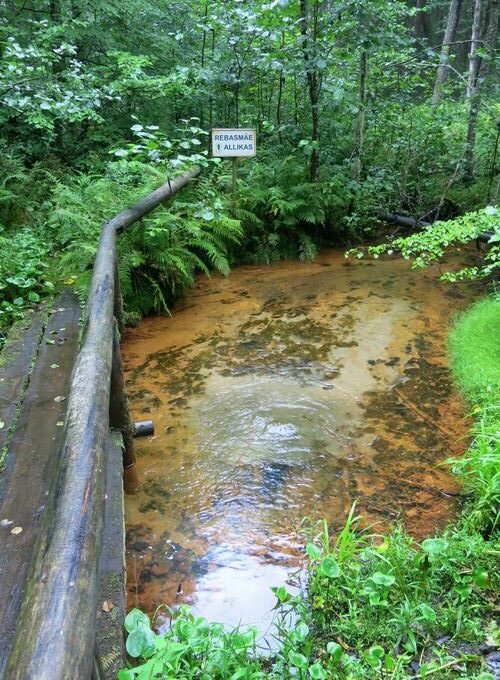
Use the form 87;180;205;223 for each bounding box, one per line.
47;159;243;322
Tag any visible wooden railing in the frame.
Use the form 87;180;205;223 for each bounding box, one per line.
4;168;201;679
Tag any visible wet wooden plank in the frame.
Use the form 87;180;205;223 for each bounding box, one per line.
0;289;81;677
0;309;47;463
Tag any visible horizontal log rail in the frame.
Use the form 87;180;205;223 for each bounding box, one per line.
4;167;201;679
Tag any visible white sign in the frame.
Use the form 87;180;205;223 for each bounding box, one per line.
212;128;256;157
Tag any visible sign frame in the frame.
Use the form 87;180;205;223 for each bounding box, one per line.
211;128;257;158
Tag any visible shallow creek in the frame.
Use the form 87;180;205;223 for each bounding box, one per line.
123;250;476;634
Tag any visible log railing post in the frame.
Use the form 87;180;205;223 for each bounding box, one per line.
110;317;136;468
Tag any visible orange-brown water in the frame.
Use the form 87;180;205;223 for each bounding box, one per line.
123;250;476;634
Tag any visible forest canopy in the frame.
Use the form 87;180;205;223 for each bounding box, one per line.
0;0;498;330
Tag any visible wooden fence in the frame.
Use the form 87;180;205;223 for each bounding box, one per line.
4;168;201;679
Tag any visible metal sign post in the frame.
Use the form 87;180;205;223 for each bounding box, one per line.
211;128;256;218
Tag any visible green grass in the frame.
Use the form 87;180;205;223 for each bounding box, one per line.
448;295;500;402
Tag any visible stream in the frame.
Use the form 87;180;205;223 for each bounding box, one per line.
123;250;476;635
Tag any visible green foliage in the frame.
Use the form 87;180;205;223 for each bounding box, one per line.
0;229;54;342
446;296;500;534
111;117;211;174
348;206;500;281
231;156;330;263
48;159;242;323
448;296;500;400
119;605;265;679
294;512;497;678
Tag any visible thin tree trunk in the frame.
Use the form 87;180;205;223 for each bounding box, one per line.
293;75;299;127
276;31;285;143
488;123;500;199
200;2;208;127
299;0;320;183
209;28;215;130
464;0;498;181
432;0;462;106
351;49;367;180
415;0;431;42
466;0;483;100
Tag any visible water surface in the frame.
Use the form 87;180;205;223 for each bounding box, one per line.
123;250;476;633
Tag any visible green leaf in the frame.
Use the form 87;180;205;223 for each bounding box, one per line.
124;608;150;633
473;569;489;589
419;603;436;622
306;543;322;560
126;626;156;658
365;645;385;667
369;572;396;587
272;585;291;603
117;670;136;680
326;641;343;662
421;538;448;556
294;622;309;641
163;641;188;664
289;652;308;670
319;556;340;578
308;662;327;678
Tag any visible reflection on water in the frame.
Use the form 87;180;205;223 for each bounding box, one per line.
123;249;477;634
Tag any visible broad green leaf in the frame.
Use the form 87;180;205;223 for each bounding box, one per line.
326;641;343;662
308;662;327;678
126;626;156;658
369;572;396;587
306;543;321;560
421;538;448;556
124;608;150;633
319;556;340;578
289;652;308;669
294;622;309;641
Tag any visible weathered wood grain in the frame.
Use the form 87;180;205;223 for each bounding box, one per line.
0;308;47;462
0;291;81;676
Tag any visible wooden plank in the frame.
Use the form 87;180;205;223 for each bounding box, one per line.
0;290;81;677
95;430;126;679
0;308;47;463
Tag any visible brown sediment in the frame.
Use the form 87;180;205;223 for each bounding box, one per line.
122;249;478;634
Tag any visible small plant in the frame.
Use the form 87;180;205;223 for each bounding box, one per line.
118;605;265;679
0;229;55;344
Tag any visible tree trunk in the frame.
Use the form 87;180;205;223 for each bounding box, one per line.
299;0;321;183
200;2;208;127
415;0;431;42
276;31;285;143
351;49;367;180
466;0;483;100
432;0;462;106
464;0;498;181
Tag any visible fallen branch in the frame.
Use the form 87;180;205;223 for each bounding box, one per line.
393;387;451;437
